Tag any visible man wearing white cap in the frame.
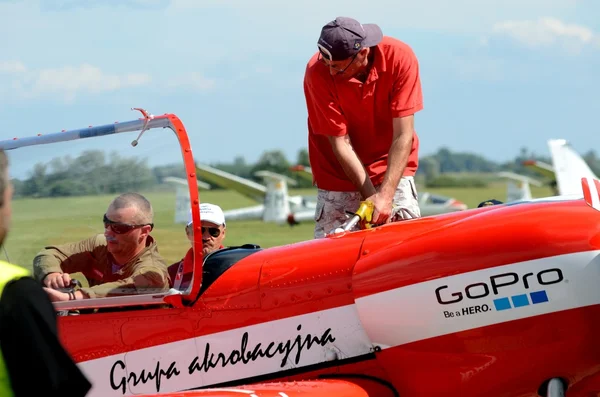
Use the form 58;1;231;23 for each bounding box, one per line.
168;203;227;290
189;203;227;256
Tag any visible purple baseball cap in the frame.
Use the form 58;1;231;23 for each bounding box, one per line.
317;17;383;61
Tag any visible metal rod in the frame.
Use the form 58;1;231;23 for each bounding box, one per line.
0;117;172;150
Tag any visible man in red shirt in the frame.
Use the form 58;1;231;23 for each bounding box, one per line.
304;16;423;238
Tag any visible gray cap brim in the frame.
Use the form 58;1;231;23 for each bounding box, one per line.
362;23;383;47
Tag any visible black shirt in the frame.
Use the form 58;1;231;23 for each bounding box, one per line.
0;277;92;397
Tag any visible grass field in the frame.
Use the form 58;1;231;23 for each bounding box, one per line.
3;182;555;271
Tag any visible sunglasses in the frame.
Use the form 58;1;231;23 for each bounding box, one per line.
186;224;221;238
103;214;153;234
317;44;358;75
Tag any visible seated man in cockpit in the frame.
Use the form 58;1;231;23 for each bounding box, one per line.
477;199;503;208
33;192;170;302
168;203;227;290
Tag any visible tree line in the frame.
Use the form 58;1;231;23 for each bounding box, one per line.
12;146;600;198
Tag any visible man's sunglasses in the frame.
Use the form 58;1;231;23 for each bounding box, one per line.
317;44;357;74
186;224;221;238
103;214;153;234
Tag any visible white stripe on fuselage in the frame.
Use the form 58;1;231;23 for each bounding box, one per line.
78;304;373;396
354;250;600;349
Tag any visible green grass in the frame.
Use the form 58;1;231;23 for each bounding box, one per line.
3;183;555;271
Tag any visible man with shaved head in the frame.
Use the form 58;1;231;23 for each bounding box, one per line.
34;192;170;301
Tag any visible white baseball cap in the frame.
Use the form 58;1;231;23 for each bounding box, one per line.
187;203;226;227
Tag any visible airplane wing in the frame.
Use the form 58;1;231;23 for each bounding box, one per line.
497;171;543;202
194;166;309;224
195;163;266;203
222;204;266;221
163;176;211;190
254;170;297;187
286;208;317;226
522;159;556;180
289;164;315;184
418;192;467;216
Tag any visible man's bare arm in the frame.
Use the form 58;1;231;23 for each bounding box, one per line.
378;115;415;200
328;134;376;199
363;115;415;224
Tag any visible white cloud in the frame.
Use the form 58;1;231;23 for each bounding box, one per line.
0;62;151;102
492;17;600;54
0;60;218;104
0;60;26;73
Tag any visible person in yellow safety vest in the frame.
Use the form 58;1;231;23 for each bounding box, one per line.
0;149;91;397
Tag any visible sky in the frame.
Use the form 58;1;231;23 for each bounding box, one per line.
1;0;599;177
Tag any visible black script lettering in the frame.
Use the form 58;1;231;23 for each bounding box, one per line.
110;360;126;395
188;324;337;375
110;359;180;394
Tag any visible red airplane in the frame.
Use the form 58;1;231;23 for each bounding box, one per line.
2;109;600;397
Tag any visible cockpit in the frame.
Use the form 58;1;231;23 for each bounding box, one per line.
0;111;253;313
199;244;262;294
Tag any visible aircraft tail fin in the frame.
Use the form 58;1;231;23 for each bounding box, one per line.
582;177;600;212
549;139;598;196
522;159;555;180
253;170;296;224
497;171;542;202
196;163;267;202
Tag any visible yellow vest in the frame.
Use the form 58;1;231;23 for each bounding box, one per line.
0;260;30;397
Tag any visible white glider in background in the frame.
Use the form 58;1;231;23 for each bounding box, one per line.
287;164;468;222
524;139;597;197
164;176;210;224
193;163;317;225
496;171;543;202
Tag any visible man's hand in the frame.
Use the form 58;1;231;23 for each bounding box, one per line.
328;135;376;199
366;190;395;225
43;287;70;302
43;272;72;289
43;287;85;302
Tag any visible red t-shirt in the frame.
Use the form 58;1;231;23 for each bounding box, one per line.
303;36;423;191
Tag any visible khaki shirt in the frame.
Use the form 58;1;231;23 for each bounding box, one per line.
33;234;170;299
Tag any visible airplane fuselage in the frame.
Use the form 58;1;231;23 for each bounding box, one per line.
58;198;600;397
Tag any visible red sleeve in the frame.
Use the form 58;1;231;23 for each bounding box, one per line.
389;44;424;118
182;248;194;274
303;61;347;137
